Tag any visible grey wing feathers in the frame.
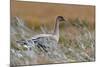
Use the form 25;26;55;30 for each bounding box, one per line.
32;36;57;52
16;36;57;52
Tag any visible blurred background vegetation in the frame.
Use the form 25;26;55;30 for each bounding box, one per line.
10;0;95;66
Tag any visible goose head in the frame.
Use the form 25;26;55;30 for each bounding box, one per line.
56;16;66;23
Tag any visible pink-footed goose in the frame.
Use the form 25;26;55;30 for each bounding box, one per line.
17;16;67;52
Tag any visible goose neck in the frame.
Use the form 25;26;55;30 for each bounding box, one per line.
53;20;60;39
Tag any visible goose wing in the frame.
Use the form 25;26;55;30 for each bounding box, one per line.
31;35;58;52
16;34;58;52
